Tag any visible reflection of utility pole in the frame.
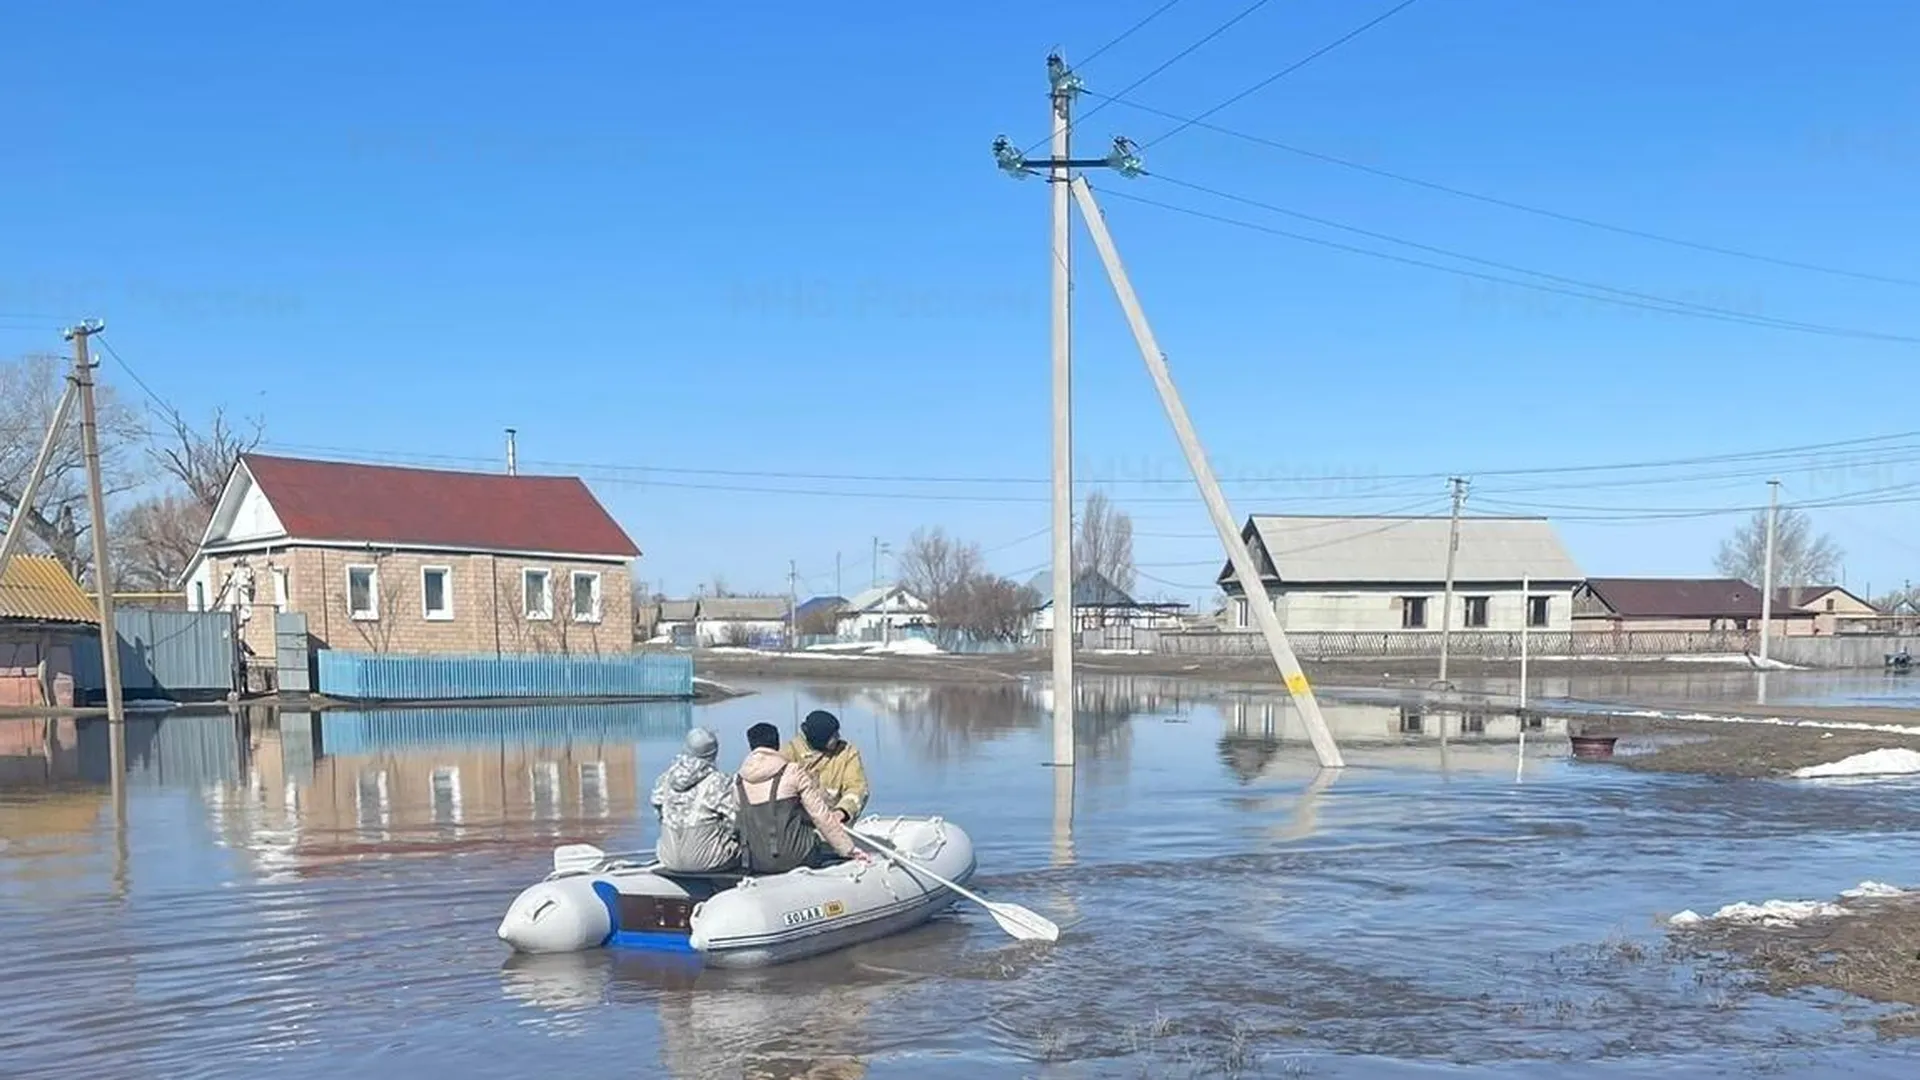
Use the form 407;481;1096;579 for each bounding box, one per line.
1436;476;1468;687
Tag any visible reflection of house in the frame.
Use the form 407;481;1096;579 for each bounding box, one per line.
182;454;641;668
836;585;930;642
1218;515;1581;633
1574;577;1814;635
0;555;97;707
1024;570;1186;636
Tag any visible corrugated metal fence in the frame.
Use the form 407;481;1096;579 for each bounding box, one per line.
1158;628;1759;659
317;650;694;701
73;611;237;700
316;701;693;754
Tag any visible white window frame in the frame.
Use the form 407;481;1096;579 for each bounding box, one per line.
570;570;602;624
523;568;552;620
346;564;380;621
431;765;463;825
421;565;454;621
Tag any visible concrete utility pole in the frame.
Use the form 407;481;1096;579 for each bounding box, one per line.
1436;476;1468;687
1066;176;1345;769
67;320;127;742
993;53;1144;768
1760;478;1780;664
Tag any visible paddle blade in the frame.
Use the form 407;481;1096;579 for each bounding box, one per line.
985;901;1060;943
552;843;605;875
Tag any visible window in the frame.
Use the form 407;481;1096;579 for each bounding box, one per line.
347;564;379;620
271;567;290;613
1400;596;1428;629
422;566;453;621
523;568;552;619
1528;595;1551;628
1398;706;1425;734
1464;596;1490;628
571;571;602;623
1825;598;1836;612
1463;712;1487;735
1234;597;1249;629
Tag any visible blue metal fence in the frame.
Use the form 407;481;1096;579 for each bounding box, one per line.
316;650;693;701
316;701;693;754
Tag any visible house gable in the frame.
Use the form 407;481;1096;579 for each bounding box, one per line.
201;459;288;549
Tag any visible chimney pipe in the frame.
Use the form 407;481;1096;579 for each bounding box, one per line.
505;428;518;476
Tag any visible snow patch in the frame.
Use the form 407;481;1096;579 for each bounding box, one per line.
1791;748;1920;779
873;638;944;656
1668;899;1844;928
1841;881;1911;900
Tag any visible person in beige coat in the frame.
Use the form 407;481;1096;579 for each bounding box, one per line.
734;722;867;873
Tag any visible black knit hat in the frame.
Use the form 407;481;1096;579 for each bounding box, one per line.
801;709;841;752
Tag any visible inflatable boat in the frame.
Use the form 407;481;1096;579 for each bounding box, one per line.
496;815;975;967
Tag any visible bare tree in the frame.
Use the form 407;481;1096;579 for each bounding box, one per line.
897;527;982;614
941;575;1038;642
0;354;147;581
796;600;845;637
1714;507;1843;591
1074;489;1135;595
154;405;264;512
111;494;204;592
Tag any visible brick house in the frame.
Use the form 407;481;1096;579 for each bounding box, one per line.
181;454;640;666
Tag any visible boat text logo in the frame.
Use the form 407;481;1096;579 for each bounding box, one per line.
781;900;847;927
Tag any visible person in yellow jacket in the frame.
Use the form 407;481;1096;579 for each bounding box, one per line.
781;709;869;823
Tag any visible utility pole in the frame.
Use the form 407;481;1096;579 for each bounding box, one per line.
1436;476;1468;687
994;54;1144;769
68;320;127;743
505;428;518;476
1760;478;1780;664
835;551;842;598
787;559;798;648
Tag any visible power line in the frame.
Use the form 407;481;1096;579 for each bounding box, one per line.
1077;0;1195;68
1142;0;1427;149
1093;179;1920;345
1024;0;1280;156
1088;92;1920;289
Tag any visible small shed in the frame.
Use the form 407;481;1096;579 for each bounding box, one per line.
0;555;98;708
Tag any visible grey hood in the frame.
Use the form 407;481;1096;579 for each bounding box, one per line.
664;753;715;792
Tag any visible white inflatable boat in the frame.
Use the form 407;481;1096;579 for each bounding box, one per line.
496;815;976;967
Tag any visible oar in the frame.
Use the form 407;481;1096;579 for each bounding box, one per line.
551;843;654;876
851;832;1060;943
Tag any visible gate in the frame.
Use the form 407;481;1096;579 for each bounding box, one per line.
74;610;238;701
275;612;312;695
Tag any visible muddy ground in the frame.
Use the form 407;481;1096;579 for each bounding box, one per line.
1669;892;1920;1036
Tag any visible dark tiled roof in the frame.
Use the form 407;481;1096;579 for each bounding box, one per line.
1581;578;1766;619
243;454;638;558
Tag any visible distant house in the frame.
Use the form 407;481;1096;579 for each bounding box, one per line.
793;595;848;636
654;599;700;645
0;555;97;707
1025;569;1187;638
181;454;641;665
836;585;931;642
1217;515;1582;633
1773;585;1876;635
694;597;791;647
1573;578;1813;635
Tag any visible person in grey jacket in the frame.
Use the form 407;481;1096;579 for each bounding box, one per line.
649;727;741;873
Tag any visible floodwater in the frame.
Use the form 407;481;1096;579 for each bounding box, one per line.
1456;667;1920;712
3;677;1919;1078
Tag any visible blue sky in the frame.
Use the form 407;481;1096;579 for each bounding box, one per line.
5;1;1919;603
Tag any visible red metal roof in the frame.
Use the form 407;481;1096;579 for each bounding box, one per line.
240;454;639;558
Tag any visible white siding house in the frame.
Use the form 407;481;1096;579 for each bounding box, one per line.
1217;515;1583;634
836;585;931;642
